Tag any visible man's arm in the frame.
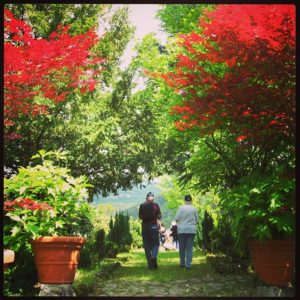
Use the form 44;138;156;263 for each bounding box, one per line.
138;205;143;220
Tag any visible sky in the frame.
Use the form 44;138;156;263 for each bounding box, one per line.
98;4;168;70
121;4;168;69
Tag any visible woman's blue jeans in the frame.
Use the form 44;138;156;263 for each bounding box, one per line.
178;233;196;268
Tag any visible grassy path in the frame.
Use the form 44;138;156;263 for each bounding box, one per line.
88;249;258;297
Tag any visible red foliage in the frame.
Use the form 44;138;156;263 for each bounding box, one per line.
4;9;105;128
4;198;53;212
154;5;295;144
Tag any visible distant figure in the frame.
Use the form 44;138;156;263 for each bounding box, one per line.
138;192;162;269
159;222;166;244
170;221;179;249
175;195;199;269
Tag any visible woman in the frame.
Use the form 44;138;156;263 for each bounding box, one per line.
175;195;199;269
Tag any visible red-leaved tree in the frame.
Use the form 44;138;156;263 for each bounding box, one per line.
4;9;104;131
154;5;295;147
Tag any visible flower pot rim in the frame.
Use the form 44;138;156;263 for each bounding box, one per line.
248;238;295;245
4;249;15;264
30;236;86;244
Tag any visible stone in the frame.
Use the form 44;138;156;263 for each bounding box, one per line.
74;283;94;296
255;285;295;297
39;284;76;296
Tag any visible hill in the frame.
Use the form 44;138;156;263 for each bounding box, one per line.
92;182;176;227
92;182;161;213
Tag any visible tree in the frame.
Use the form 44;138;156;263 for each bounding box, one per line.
157;5;295;147
4;9;103;131
5;3;109;38
156;4;214;36
152;5;295;188
107;212;133;252
151;5;295;256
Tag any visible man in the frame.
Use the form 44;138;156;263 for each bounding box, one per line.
138;192;162;269
175;195;199;270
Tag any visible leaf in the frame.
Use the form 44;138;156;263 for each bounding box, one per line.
26;223;40;235
11;226;20;236
55;220;65;228
250;188;260;194
19;186;27;194
8;215;23;222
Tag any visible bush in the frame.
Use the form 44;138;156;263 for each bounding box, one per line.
129;218;143;249
104;241;118;258
210;216;237;257
96;229;106;259
107;212;133;252
3;150;95;295
219;171;295;254
78;235;96;269
201;211;214;251
4;246;38;296
4;150;94;253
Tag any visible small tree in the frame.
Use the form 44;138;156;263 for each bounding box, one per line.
96;229;106;260
107;212;133;253
201;211;214;251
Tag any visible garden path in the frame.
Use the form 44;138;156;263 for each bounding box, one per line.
90;250;257;297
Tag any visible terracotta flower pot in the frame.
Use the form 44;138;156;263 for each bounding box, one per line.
31;236;86;284
4;249;15;271
248;239;295;286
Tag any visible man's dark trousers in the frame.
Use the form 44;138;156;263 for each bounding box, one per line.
142;223;159;269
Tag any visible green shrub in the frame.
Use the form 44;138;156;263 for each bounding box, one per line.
4;246;38;296
130;217;143;249
4;150;95;295
220;171;295;253
107;212;133;252
104;240;118;258
201;211;214;251
96;229;106;259
78;235;97;269
210;216;236;256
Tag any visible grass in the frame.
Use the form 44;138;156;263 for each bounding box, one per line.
73;261;102;291
113;249;212;283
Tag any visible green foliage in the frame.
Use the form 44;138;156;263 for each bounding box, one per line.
129;217;143;249
96;229;107;259
106;212;133;254
156;4;215;36
4;150;94;251
96;6;135;85
104;240;119;258
4;5;142;199
200;211;214;251
78;235;96;269
219;171;295;253
5;3;108;38
4;246;39;296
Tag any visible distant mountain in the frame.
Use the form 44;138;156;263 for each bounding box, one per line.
92;182;176;228
93;182;161;206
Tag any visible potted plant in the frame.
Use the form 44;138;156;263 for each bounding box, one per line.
220;170;295;287
4;150;94;284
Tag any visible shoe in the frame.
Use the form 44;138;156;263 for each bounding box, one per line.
180;265;185;268
151;257;158;269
